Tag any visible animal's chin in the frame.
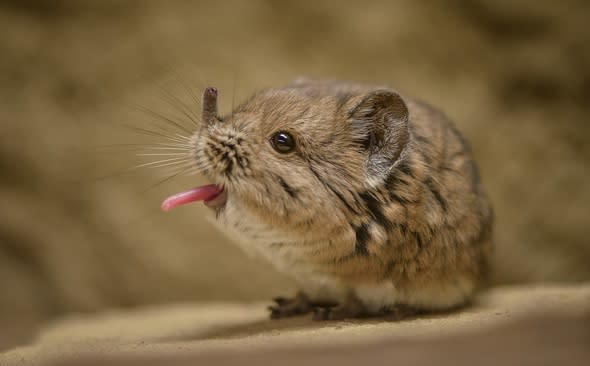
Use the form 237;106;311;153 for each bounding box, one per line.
161;183;226;211
203;188;227;209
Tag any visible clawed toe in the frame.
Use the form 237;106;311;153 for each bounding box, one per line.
312;307;331;321
312;305;361;321
383;305;420;321
268;292;313;319
272;297;288;306
268;305;309;319
269;305;305;319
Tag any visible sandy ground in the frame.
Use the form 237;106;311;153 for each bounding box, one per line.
1;283;588;365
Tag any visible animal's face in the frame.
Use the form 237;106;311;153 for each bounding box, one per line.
193;86;369;237
191;83;410;240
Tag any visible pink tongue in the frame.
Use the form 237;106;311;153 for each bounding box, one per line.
161;184;223;211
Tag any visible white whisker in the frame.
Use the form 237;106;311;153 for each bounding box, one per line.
131;103;193;135
134;157;191;169
155;83;201;127
136;153;190;157
140;147;190;151
172;133;191;140
143;161;192;170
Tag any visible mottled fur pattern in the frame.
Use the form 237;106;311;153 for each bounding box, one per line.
191;80;493;318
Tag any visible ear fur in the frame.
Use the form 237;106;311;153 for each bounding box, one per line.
289;76;314;86
348;90;410;176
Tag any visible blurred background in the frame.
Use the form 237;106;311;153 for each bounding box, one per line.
1;0;589;348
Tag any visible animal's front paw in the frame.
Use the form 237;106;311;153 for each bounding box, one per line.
268;292;313;319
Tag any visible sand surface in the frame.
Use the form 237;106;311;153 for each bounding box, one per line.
2;283;588;366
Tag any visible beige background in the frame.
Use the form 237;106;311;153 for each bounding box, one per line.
1;0;589;338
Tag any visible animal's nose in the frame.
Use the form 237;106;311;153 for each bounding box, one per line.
202;87;219;130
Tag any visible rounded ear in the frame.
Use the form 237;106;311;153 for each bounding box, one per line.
348;90;410;176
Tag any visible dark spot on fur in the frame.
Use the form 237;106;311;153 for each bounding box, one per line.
416;146;432;165
278;177;297;198
356;131;373;150
390;191;411;205
359;191;391;230
386;169;418;205
309;163;359;214
223;153;233;174
331;187;359;214
396;160;413;178
425;178;448;212
293;216;315;228
413;133;430;145
414;231;423;249
398;223;408;236
385;170;404;191
383;259;401;279
354;223;371;255
236;155;248;170
207;142;223;156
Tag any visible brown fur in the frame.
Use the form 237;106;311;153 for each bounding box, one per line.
192;79;493;318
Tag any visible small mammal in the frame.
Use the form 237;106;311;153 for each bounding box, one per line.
162;79;493;320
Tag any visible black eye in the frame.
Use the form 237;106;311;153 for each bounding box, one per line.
270;131;296;153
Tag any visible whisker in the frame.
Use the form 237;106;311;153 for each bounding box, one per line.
166;68;202;106
140;162;192;170
181;167;205;176
136;153;190;156
124;124;191;144
141;165;195;193
155;83;201;127
96;76;212;191
172;71;203;117
151;156;211;176
136;159;191;168
84;169;141;183
137;147;191;152
92;147;190;155
149;143;192;148
230;68;238;124
86;158;200;184
84;156;200;184
134;157;191;169
92;142;191;149
172;133;191;141
127;102;193;135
